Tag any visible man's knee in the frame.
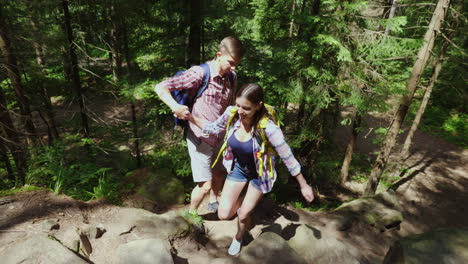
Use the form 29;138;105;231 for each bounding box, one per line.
196;181;212;194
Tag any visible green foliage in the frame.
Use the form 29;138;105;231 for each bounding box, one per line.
419;107;468;148
26;134;119;201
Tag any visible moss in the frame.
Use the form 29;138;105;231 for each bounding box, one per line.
0;185;44;197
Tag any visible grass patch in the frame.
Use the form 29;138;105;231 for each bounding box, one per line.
0;185;44;197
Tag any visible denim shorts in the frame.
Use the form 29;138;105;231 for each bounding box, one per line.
226;162;261;191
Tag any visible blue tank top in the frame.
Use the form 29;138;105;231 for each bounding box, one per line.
228;133;257;174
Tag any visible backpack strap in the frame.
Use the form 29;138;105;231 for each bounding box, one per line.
212;106;238;169
193;63;211;101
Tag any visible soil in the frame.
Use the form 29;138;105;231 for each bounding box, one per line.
1;96;467;263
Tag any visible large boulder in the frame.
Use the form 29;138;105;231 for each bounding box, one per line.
0;235;88;264
117;238;173;264
334;190;403;231
383;228;468;264
288;224;363;264
125;167;185;206
110;208;190;240
239;232;307;264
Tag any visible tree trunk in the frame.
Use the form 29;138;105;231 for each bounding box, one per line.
187;0;201;66
340;113;362;185
121;18;141;168
61;0;90;137
29;14;60;142
289;0;297;38
0;88;27;185
385;0;399;34
363;0;450;196
0;134;15;183
110;1;122;83
0;8;36;144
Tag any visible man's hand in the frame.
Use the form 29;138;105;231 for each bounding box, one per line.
172;104;190;120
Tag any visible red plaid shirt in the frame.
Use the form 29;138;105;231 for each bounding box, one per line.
160;60;237;146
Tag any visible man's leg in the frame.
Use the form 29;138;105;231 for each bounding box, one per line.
209;168;225;204
189;180;212;212
186;131;214;212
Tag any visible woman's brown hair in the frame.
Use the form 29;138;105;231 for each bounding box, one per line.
235;83;267;135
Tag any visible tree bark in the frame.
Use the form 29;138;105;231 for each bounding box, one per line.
363;0;450;196
340;113;362;185
0;87;27;185
385;0;399;34
29;13;60;142
0;8;36;144
187;0;201;66
110;1;122;83
0;131;15;183
289;0;297;38
61;0;90;137
121;18;141;168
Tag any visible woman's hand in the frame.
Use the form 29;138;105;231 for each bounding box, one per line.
294;173;314;203
300;184;314;203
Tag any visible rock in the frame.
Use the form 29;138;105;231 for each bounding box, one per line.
239;232;307;264
42;219;60;232
211;258;237;264
383;228;468;264
0;235;88;264
81;223;106;239
334;190;403;231
126;168;186;206
117;239;173;264
112;208;190;240
288;224;363;264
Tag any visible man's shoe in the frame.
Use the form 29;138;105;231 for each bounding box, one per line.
207;201;219;213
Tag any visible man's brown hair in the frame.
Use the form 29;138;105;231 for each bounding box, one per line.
219;36;245;59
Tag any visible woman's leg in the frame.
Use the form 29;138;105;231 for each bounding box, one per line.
235;182;263;241
218;179;247;220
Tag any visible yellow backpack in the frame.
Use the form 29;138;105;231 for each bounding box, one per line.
212;104;280;179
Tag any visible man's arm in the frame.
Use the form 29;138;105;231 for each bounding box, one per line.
154;83;190;120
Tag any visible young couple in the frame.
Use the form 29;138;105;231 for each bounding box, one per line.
155;36;314;256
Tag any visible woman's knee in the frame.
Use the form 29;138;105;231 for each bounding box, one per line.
217;207;232;220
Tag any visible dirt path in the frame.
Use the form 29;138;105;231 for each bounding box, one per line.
2;97;467;263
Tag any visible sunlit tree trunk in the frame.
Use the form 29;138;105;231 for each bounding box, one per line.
110;1;122;83
364;0;450;196
385;0;399;34
340;113;362;185
61;0;90;137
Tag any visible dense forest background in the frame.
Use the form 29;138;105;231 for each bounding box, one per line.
0;0;466;208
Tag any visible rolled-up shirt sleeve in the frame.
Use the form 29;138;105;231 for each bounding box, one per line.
265;121;301;176
202;106;233;135
159;66;204;92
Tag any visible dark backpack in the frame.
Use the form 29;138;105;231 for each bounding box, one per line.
170;63;234;128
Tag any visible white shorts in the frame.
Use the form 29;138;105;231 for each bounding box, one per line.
186;130;224;183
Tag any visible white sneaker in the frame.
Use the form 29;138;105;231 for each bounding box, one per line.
228;238;242;256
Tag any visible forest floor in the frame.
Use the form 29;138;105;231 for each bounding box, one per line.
1;95;467;263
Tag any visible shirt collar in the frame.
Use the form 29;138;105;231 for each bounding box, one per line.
207;59;222;79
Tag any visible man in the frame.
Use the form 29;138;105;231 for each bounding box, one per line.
155;36;244;228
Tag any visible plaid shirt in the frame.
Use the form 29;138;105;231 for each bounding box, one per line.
204;106;302;193
160;60;237;146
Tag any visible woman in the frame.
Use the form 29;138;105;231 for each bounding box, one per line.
187;83;314;255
